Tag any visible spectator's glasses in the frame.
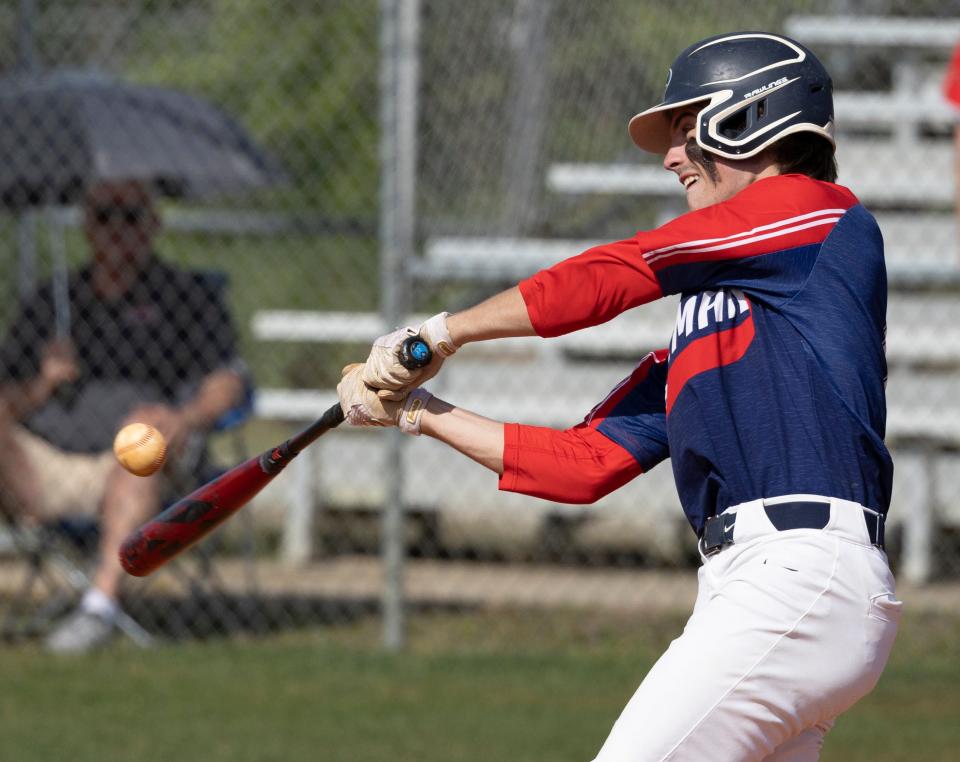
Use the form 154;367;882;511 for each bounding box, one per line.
91;204;149;226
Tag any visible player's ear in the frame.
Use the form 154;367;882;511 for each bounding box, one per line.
755;145;783;176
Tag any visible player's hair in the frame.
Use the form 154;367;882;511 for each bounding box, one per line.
770;133;838;183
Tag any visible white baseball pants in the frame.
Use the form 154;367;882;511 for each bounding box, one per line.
591;495;901;762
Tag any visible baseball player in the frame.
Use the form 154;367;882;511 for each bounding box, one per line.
338;32;900;760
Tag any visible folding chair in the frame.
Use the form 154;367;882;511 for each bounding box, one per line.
0;514;155;646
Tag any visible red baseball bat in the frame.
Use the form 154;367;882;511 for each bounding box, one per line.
119;336;432;577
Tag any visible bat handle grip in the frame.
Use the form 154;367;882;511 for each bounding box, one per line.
261;403;345;473
260;337;431;475
398;335;433;369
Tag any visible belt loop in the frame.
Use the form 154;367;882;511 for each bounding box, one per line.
862;509;885;549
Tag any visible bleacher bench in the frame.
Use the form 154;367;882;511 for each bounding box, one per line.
784;15;960;49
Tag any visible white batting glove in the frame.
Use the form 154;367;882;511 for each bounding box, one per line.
361;312;459;400
337;364;433;435
338;363;404;427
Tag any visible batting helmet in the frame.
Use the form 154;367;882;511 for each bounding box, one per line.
629;32;834;160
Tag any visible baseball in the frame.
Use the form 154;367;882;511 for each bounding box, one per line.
113;423;167;477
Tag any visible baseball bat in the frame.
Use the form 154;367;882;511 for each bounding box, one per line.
119;335;433;577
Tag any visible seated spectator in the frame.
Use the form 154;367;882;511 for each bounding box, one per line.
0;179;245;653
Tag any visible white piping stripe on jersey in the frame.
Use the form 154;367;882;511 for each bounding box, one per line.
642;208;848;262
642;208;847;259
645;215;843;266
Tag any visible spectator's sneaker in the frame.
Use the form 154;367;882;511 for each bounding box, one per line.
44;608;117;654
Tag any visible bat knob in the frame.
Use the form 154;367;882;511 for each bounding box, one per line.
398;336;432;370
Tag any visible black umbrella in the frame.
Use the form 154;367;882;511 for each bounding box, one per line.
0;69;286;336
0;69;285;207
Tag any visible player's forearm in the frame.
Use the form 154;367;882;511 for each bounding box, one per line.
446;286;535;346
415;397;646;502
418;396;505;474
180;368;244;430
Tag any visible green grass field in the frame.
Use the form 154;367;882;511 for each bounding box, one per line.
1;607;958;761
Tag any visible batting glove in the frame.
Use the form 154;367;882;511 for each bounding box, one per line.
361;312;458;400
338;364;433;434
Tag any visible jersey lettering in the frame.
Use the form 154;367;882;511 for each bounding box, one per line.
667;288;754;414
669;288;750;354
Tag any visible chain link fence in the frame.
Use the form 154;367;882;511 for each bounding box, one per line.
1;0;959;650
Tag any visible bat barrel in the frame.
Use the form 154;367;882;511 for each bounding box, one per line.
119;452;276;576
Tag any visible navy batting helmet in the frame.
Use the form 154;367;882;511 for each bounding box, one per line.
629;32;834;159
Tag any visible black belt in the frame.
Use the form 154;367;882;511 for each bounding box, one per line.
701;500;885;556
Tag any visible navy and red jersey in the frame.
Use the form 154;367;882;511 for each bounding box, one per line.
501;174;892;536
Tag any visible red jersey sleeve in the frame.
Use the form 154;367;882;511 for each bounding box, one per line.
518;239;662;337
517;175;859;336
499;350;669;504
499;422;643;504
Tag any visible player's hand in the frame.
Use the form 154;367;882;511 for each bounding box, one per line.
338;364;433;433
361;313;458;400
40;338;80;389
338;363;405;426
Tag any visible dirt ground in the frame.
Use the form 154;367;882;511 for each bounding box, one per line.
2;554;957;614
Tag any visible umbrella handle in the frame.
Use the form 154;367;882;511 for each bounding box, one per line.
47;208;70;338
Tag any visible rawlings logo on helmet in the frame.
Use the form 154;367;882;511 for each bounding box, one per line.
743;76;790;100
